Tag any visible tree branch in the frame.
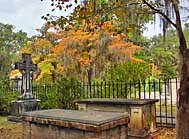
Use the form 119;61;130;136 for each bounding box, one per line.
142;0;177;28
171;0;187;54
95;2;142;16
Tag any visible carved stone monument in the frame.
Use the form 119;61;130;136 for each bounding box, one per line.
9;53;40;121
15;53;37;99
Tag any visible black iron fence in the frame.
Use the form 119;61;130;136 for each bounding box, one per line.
0;78;179;128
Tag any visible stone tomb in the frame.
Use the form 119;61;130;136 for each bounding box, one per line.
22;109;130;139
75;98;158;139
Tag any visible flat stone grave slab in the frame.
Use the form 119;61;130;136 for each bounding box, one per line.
22;109;129;139
75;98;159;139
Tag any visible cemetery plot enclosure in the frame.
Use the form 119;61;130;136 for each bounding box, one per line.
1;78;179;128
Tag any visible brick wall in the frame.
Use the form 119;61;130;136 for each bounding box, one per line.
23;122;128;139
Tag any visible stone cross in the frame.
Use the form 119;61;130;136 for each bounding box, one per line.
14;53;37;99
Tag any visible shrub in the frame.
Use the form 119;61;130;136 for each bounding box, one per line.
36;77;82;110
0;88;19;114
37;85;62;109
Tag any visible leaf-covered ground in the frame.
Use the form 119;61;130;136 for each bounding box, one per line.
154;128;176;139
0;116;176;139
0;116;23;139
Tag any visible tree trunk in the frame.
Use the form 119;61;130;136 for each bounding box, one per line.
177;53;189;139
87;67;93;83
142;0;189;137
169;0;189;137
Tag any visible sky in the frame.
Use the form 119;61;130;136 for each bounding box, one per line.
0;0;187;38
0;0;161;38
0;0;71;36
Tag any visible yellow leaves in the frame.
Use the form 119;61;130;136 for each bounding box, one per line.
20;41;33;54
38;60;55;71
46;54;57;63
21;38;53;56
68;48;78;56
35;39;52;48
79;56;91;66
36;74;43;82
127;24;136;32
57;63;64;73
89;48;96;57
32;55;42;64
36;60;55;81
130;57;145;63
87;43;93;47
88;33;99;41
125;42;140;49
78;51;90;66
101;21;115;32
67;64;76;71
36;70;52;82
9;70;21;78
52;41;65;55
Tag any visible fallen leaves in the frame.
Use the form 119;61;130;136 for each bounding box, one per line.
0;123;23;139
154;128;176;139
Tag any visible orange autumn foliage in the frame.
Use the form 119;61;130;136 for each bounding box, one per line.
20;22;145;82
51;28;144;81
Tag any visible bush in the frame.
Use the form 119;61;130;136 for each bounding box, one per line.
36;77;82;110
37;85;62;109
56;77;82;109
0;88;19;114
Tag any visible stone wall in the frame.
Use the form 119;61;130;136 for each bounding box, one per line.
23;122;128;139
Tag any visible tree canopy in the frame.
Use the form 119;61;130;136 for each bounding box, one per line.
0;23;29;85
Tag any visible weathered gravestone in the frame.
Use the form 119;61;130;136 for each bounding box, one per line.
9;53;40;120
22;109;130;139
15;53;37;99
75;98;159;139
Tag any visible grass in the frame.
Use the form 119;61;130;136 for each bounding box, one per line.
0;116;7;125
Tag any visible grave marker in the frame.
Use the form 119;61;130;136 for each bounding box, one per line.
8;53;40;121
14;53;37;99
